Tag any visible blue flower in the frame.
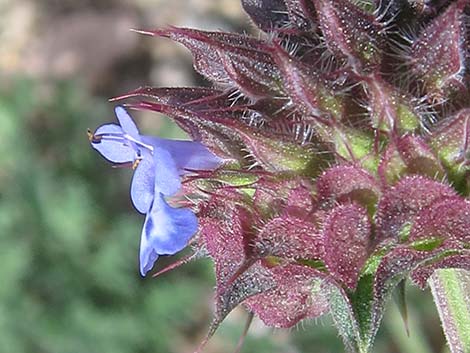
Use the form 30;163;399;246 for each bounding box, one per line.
90;106;222;276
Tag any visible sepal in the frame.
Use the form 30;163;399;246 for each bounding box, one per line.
241;0;289;32
378;135;445;184
364;76;421;134
429;108;470;193
316;164;380;212
409;0;468;99
139;27;281;99
272;44;344;119
322;203;371;291
375;176;456;243
244;264;329;327
312;0;384;73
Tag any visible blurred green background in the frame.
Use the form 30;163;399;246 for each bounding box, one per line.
0;0;450;352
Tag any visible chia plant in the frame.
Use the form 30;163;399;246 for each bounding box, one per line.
89;1;470;352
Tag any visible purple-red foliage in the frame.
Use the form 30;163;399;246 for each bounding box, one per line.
322;204;371;290
375;176;457;243
410;0;468;98
115;0;470;345
244;264;329;327
316;165;380;209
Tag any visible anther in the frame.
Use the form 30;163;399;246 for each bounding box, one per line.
87;129;102;143
132;157;142;170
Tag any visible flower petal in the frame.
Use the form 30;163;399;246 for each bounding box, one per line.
153;146;182;195
115;106;140;141
139;228;159;276
130;151;155;214
143;193;198;256
91;123;135;163
142;136;223;173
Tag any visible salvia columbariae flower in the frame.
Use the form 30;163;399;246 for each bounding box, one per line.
90;1;470;352
89;106;222;276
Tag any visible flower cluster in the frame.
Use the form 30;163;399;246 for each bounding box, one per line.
89;106;221;275
89;1;470;352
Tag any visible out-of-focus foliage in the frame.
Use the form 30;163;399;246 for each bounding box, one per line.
0;78;210;353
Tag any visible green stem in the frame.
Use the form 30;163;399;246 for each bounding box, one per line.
429;269;470;353
327;284;368;353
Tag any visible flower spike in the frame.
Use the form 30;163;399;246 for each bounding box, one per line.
90;1;470;351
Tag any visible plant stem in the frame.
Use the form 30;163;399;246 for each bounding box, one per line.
429;269;470;353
